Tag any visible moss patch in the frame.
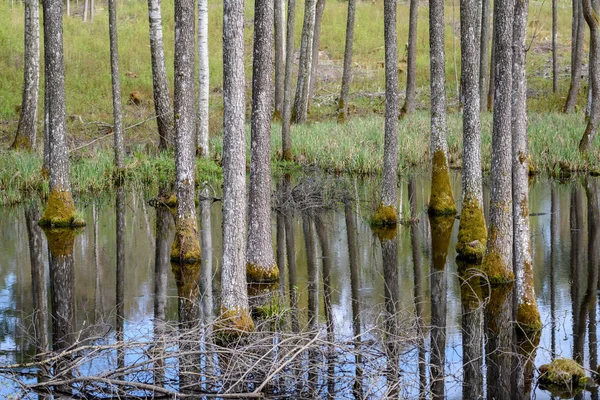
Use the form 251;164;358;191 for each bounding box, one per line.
171;261;201;300
430;215;455;271
39;189;85;228
480;249;515;285
214;307;255;345
282;148;293;162
170;216;202;263
370;204;398;227
43;227;76;257
539;358;587;397
10;134;31;151
516;301;542;334
456;197;487;261
428;150;457;216
246;262;280;283
372;225;397;241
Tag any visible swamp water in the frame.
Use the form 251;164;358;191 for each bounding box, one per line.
0;173;598;399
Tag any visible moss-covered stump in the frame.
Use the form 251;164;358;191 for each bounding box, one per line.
428;150;457;216
247;263;280;283
516;302;542;334
170;217;202;263
39;190;85;228
43;227;77;257
214;307;255;345
370;204;398;227
456;198;487;261
539;359;588;397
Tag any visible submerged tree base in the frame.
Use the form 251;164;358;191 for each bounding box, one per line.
214;307;255;345
39;189;85;228
539;359;588;397
480;250;515;285
246;262;280;283
428;150;457;216
370;204;398;227
456;197;487;261
170;216;202;263
372;225;397;242
516;302;543;334
43;227;77;256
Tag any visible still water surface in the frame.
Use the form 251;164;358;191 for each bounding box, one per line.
0;172;598;399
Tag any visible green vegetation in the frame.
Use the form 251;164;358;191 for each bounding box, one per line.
538;358;589;397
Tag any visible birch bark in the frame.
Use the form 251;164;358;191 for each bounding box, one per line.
337;0;356;122
292;0;316;124
197;0;209;157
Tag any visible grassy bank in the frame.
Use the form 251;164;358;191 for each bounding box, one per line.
1;112;597;207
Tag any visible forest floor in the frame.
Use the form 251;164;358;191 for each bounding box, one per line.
0;0;598;207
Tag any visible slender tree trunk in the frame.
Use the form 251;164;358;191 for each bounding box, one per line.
373;0;399;226
564;0;585;113
579;0;600;154
115;186;126;372
308;0;325;107
43;72;50;176
400;0;418;118
315;214;333;337
292;0;316;124
281;0;296;160
40;0;81;228
337;0;356;123
219;0;253;334
274;0;285;116
512;0;540;333
429;0;457;216
487;29;496;111
147;0;174;150
480;0;491;110
11;0;40;151
83;0;88;22
482;0;515;284
552;0;558;92
200;190;213;322
197;0;209;156
247;0;278;283
66;0;70;16
109;0;124;170
153;205;170;386
457;0;486;260
171;0;201;264
91;0;94;20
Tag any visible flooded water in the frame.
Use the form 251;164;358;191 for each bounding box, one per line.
0;172;599;399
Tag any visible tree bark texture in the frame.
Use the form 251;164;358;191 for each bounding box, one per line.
109;0;124;169
457;0;486;260
512;0;540;332
247;0;278;282
220;0;253;332
552;0;558;92
274;0;285;115
308;0;325;107
197;0;210;157
303;215;319;328
337;0;356;123
579;0;600;154
12;0;40;151
400;0;418;117
482;0;515;284
40;0;77;227
375;0;399;225
428;0;456;216
487;27;496;111
147;0;174;150
564;0;585;113
480;0;491;110
281;0;296;160
292;0;316;124
200;191;214;322
172;0;201;263
315;215;333;337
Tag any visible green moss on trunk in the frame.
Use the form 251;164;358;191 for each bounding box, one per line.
456;197;487;261
516;302;542;333
215;307;255;345
10;135;31;151
428;150;457;216
282;148;293;162
170;216;202;263
43;227;76;257
371;204;398;227
247;262;280;283
480;250;515;285
39;189;85;227
372;225;397;241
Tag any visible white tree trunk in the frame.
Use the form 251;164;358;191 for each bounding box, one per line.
197;0;209;157
109;0;124;169
292;0;316;124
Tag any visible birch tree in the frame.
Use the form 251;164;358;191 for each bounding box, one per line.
564;0;584;113
457;0;487;260
480;0;491;110
512;0;541;332
579;0;600;154
400;0;418;118
308;0;326;106
372;0;399;226
274;0;285;116
11;0;39;151
481;0;515;284
247;0;278;283
281;0;296;160
219;0;254;335
197;0;209;157
109;0;124;170
39;0;84;228
147;0;174;150
428;0;457;216
337;0;356;122
292;0;316;124
171;0;201;264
